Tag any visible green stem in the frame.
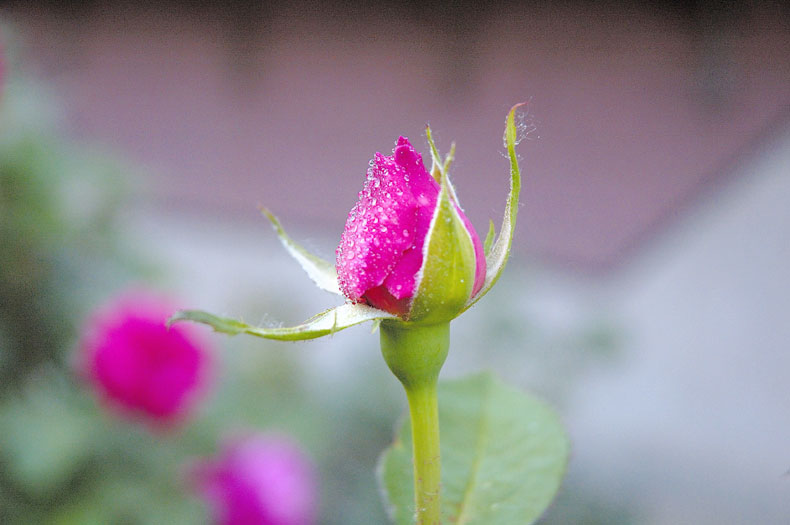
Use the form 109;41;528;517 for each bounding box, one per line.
404;380;441;524
380;321;449;525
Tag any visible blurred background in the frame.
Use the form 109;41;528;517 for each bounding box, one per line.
1;0;788;523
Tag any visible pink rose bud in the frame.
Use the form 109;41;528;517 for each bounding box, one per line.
336;137;485;321
189;434;318;525
79;290;211;426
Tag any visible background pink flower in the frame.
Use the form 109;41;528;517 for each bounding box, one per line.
189;434;318;525
79;290;211;425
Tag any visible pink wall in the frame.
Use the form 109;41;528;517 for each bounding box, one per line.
9;3;789;270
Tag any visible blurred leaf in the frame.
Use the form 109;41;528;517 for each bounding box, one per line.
379;372;568;524
0;373;98;494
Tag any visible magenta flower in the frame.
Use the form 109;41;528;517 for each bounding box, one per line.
189;434;318;525
336;137;485;317
79;290;211;425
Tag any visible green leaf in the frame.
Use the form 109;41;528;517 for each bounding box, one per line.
260;207;341;295
464;104;525;312
483;220;495;257
409;165;477;324
169;303;395;341
378;372;569;524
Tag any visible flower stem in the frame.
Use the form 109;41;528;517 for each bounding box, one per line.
380;321;449;525
404;380;441;524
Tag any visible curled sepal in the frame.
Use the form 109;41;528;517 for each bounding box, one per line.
261;207;341;296
169;303;395;342
408;168;477;324
463;103;525;312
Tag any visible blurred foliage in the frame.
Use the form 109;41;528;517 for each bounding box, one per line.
0;75;138;394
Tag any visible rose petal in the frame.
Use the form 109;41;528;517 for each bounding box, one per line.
336;137;439;306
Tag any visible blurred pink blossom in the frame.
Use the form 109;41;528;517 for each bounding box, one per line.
79;290;211;425
336;136;485;316
189;434;318;525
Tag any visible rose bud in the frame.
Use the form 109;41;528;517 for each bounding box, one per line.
78;290;211;426
336;136;485;323
170;104;526;340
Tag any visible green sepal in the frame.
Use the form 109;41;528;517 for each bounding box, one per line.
408;166;477;324
169;303;395;342
442;141;456;176
483;219;495;257
260;207;341;296
426;126;462;205
464;103;524;312
425;125;443;183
